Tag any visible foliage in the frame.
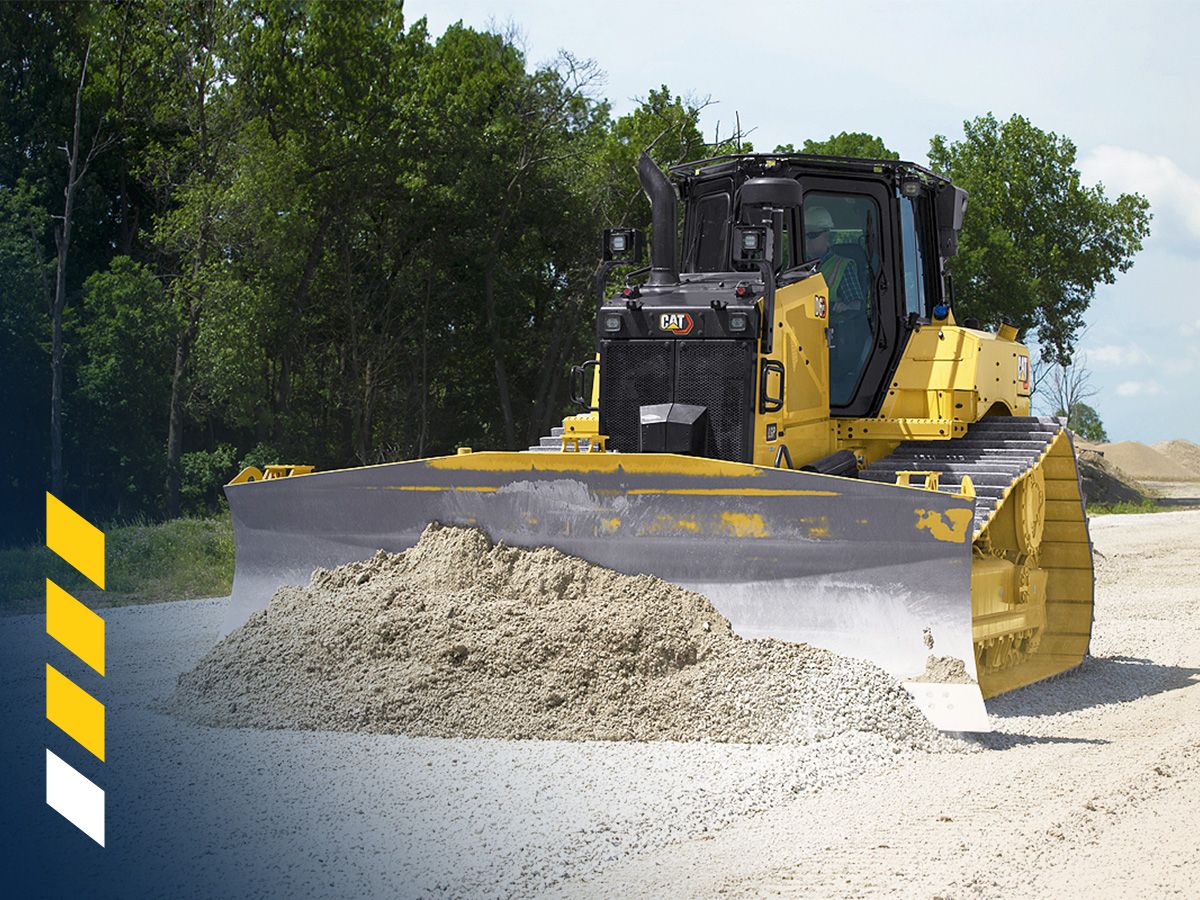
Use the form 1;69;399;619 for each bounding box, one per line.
77;258;176;517
928;114;1152;364
1087;499;1161;516
1056;402;1108;443
0;515;233;612
180;443;237;515
774;132;898;159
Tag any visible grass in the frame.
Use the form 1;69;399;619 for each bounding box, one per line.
0;514;234;614
1087;498;1162;515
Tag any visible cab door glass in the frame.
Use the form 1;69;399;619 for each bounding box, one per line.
803;191;881;406
899;196;926;317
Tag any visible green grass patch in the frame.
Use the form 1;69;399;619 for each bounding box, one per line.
0;514;234;614
1088;498;1162;515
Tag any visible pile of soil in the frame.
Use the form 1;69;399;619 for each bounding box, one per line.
173;525;943;748
1153;440;1200;480
1075;448;1151;506
1095;441;1195;482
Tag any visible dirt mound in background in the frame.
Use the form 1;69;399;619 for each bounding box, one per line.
1153;440;1200;480
173;525;945;749
1095;441;1195;482
1075;448;1151;507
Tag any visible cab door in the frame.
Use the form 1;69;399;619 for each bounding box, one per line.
799;177;900;417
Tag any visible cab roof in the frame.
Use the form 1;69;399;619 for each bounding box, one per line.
668;152;952;190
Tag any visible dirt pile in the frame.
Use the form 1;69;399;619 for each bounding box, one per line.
1095;441;1195;482
1075;448;1150;506
1153;439;1200;479
173;525;943;748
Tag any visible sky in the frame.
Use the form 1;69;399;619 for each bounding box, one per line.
410;0;1200;442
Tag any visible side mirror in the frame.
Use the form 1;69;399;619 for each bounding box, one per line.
935;185;968;258
602;228;644;263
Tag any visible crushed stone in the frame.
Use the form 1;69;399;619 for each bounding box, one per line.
173;525;950;750
911;654;975;684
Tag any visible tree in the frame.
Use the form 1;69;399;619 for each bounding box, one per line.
1045;354;1107;441
774;132;898;159
76;258;176;516
928;114;1151;365
1056;402;1107;443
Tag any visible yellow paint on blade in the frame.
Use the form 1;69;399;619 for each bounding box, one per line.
720;512;768;538
46;580;105;676
643;514;703;535
45;493;105;589
806;516;831;538
915;507;975;543
426;451;765;478
601;517;621;533
46;665;105;762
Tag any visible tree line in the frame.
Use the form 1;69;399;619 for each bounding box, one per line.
0;1;1150;544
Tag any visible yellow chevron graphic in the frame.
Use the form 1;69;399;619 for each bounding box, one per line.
45;493;105;589
44;493;108;846
46;664;105;762
46;579;105;676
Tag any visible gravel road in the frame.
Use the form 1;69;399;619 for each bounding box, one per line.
7;509;1197;898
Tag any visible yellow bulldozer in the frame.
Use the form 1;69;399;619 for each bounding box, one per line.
225;151;1093;731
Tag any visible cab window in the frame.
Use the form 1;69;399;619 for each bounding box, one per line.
692;191;730;271
803;191;881;406
899;195;927;317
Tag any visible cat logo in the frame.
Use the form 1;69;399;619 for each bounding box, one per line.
660;312;694;335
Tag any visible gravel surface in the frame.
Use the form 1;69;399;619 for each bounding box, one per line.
173;524;946;749
561;509;1200;898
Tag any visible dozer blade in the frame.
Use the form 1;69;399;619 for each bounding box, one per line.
224;452;989;732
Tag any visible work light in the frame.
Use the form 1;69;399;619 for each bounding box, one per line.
602;228;643;262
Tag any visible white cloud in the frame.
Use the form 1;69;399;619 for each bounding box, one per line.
1182;320;1200;337
1115;380;1165;397
1079;146;1200;245
1087;343;1151;367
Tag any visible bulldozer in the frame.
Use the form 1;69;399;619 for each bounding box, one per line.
224;151;1093;732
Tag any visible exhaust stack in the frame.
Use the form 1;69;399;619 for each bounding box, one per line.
637;153;679;287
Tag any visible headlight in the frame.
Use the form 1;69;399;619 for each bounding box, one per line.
729;313;748;332
604;314;622;332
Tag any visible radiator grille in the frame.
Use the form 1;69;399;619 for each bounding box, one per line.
599;339;754;461
676;341;754;462
600;340;673;452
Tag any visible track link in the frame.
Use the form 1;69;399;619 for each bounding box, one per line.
859;415;1067;535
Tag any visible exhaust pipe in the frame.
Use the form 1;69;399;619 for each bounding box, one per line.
638;153;679;287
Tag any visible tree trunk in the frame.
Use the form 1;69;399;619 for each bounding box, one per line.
527;306;577;444
165;310;198;518
274;213;330;441
483;261;517;449
417;265;432;457
49;42;93;496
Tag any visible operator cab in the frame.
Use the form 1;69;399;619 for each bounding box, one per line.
672;153;966;417
588;152;967;461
